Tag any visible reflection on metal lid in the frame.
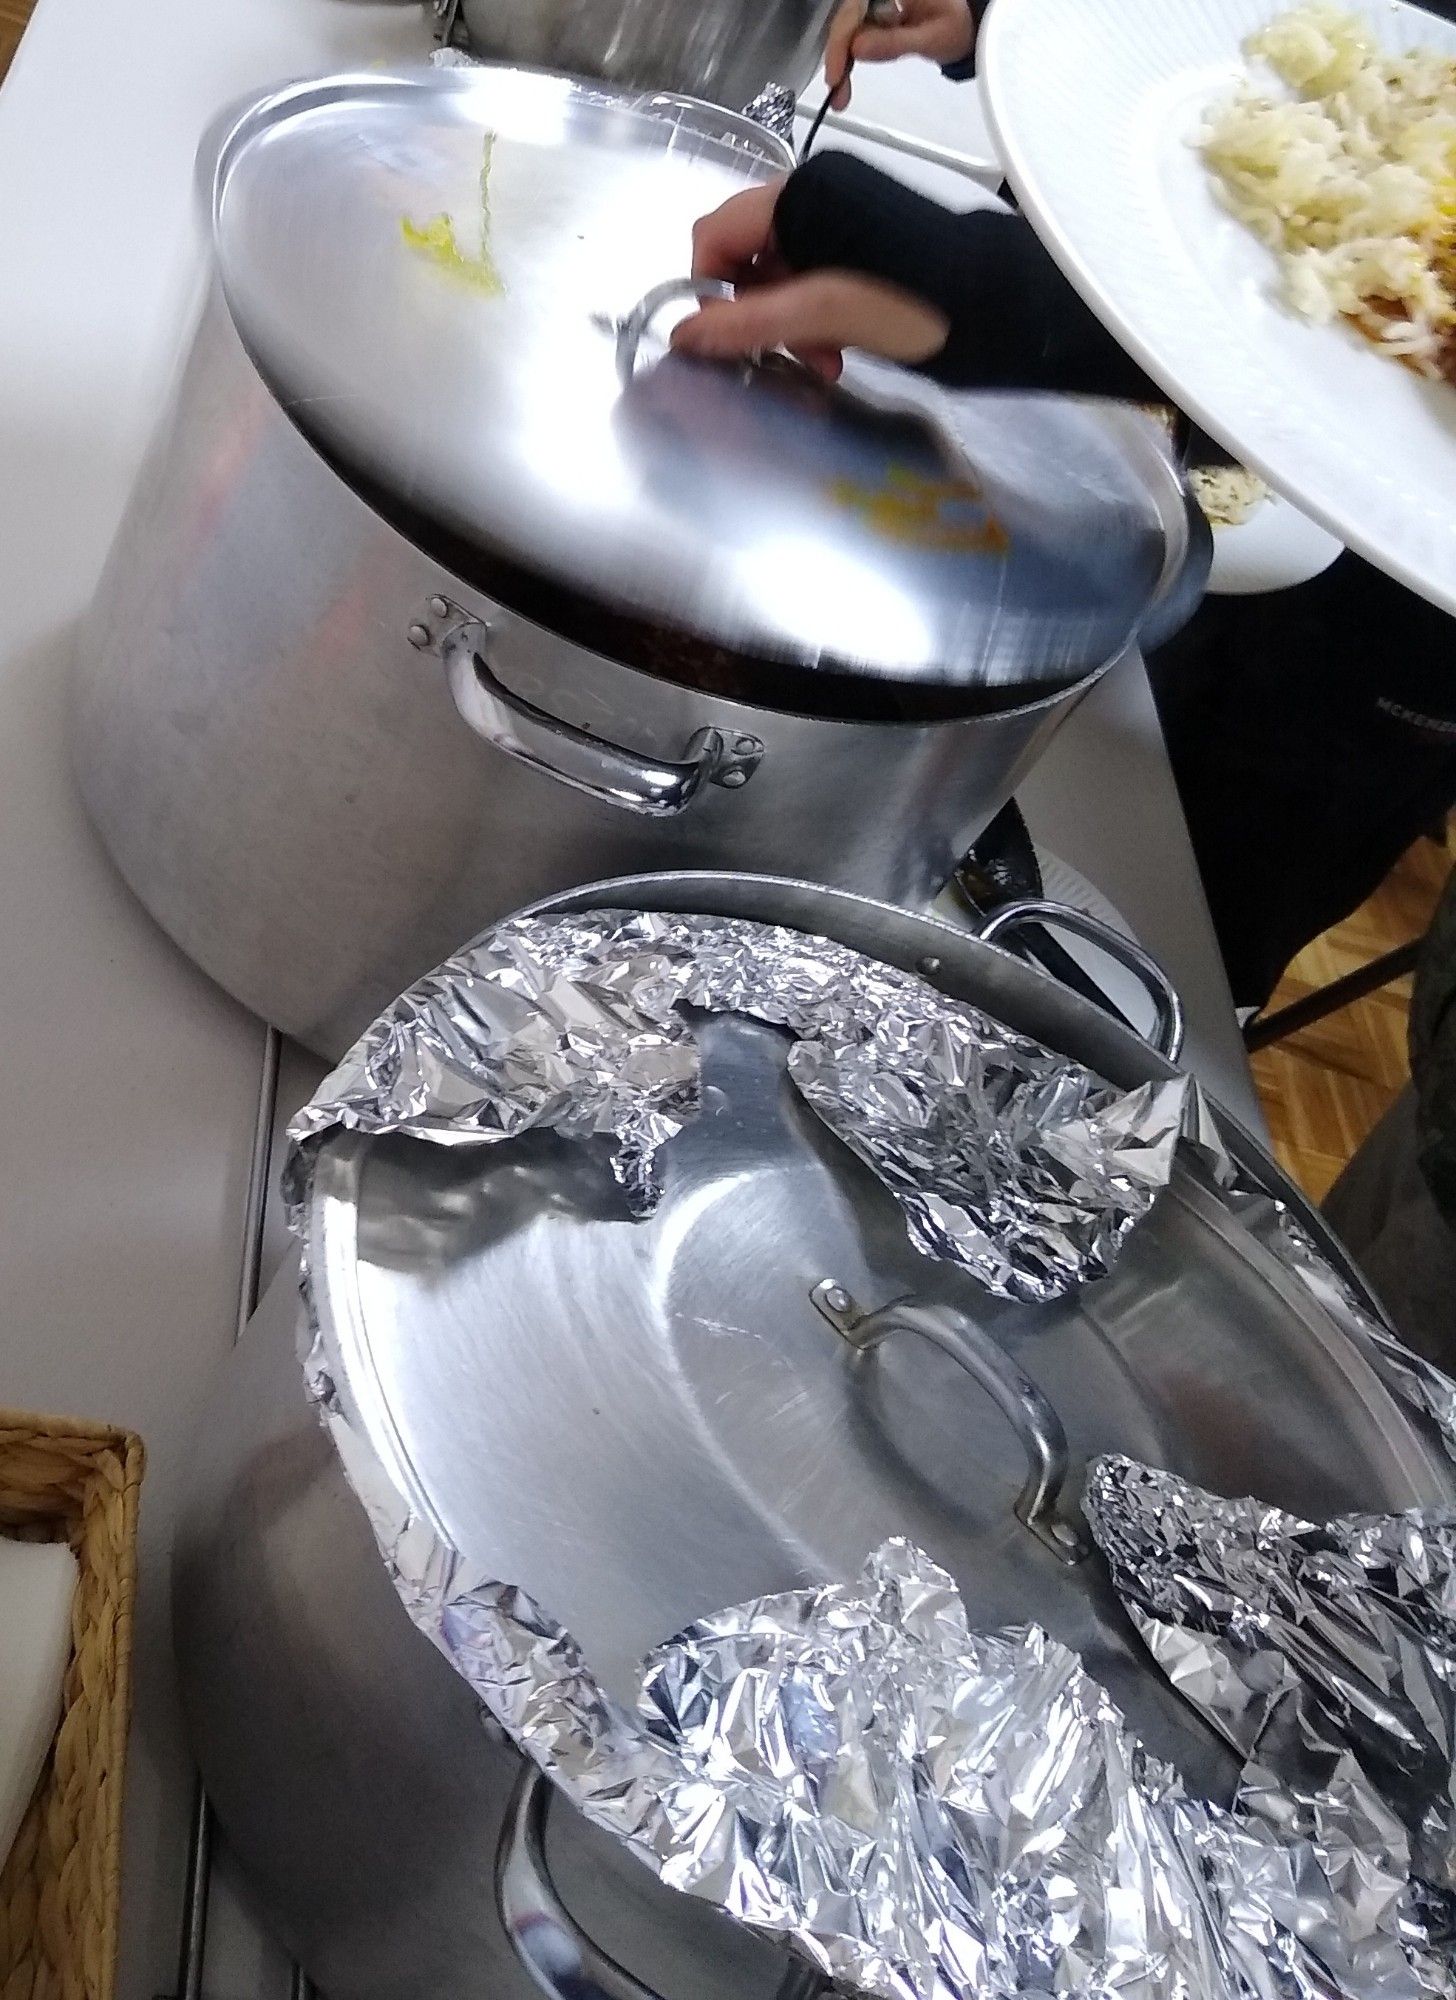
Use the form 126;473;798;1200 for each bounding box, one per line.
213;67;1179;713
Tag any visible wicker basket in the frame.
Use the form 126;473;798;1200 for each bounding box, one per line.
0;1411;144;2000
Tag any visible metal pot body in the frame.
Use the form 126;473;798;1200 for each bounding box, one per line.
449;0;838;107
71;290;1096;1059
175;872;1452;2000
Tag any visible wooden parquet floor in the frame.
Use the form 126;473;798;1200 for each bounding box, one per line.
0;0;28;83
1251;827;1454;1203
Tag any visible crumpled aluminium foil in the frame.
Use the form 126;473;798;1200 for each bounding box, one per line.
741;82;798;144
312;1371;1456;2000
1087;1458;1456;1915
285;909;1187;1303
287;905;1456;2000
1189;1142;1456;1461
639;1536;1456;2000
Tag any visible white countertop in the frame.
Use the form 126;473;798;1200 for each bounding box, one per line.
0;10;1253;1996
809;46;998;167
0;8;429;1995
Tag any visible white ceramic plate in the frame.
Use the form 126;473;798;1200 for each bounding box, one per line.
1204;488;1345;594
980;0;1456;613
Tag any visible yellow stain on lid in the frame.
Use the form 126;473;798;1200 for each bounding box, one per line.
826;465;1009;555
401;134;503;295
400;212;503;292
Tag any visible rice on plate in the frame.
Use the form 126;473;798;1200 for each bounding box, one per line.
1189;464;1272;525
1201;2;1456;380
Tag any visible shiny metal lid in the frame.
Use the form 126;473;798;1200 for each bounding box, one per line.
301;876;1451;1800
212;69;1190;718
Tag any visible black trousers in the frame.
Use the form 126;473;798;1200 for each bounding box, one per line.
1146;553;1456;1011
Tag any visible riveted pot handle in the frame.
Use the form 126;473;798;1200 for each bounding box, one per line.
810;1282;1090;1565
497;1767;825;2000
976;899;1186;1065
497;1767;663;2000
438;615;763;817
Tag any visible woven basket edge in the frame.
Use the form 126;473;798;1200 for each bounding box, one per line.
97;1432;144;2000
0;1409;142;1454
0;1416;144;2000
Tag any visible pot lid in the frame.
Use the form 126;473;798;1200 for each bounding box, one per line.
300;880;1451;1801
210;69;1190;721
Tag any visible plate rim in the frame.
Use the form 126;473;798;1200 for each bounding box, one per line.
979;0;1456;613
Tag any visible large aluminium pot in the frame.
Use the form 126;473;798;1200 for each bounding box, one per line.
175;871;1454;2000
436;0;840;109
73;67;1209;1062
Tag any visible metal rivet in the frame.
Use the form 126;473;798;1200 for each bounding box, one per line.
734;735;760;754
918;955;943;977
407;623;431;650
823;1285;851;1316
720;769;748;787
428;596;451;619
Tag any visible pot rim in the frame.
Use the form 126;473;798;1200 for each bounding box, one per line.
196;68;1204;725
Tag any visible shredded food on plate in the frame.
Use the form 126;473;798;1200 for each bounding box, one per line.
1201;3;1456;381
1190;463;1272;525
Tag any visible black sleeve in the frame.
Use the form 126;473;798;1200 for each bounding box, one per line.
773;150;1158;402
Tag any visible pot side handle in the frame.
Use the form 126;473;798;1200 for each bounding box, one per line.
976;898;1186;1066
496;1767;662;2000
434;608;764;816
497;1766;826;2000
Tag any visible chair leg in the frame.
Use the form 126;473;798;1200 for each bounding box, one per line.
1244;938;1425;1052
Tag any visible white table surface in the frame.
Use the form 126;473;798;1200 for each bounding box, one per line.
0;9;1254;1995
0;7;429;1995
810;47;999;172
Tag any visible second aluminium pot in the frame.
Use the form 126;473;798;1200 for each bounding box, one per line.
73;66;1209;1059
435;0;841;110
175;872;1454;2000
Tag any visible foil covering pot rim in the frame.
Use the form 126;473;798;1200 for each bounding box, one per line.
282;901;1456;2000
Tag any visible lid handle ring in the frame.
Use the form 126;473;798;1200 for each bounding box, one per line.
810;1281;1091;1566
977;899;1186;1066
433;606;764;815
614;278;736;384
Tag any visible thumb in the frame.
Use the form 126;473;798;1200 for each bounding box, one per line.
823;0;861;94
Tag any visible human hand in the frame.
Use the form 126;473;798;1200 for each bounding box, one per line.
676;182;947;381
688;182;787;293
823;0;978;107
